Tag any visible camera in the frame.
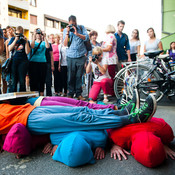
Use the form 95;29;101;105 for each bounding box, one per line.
36;28;43;35
68;24;75;32
92;54;100;62
16;33;24;40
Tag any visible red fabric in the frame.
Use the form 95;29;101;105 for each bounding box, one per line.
89;78;113;100
107;117;174;167
108;118;174;149
131;132;166;168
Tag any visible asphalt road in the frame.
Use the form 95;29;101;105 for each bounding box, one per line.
0;96;175;175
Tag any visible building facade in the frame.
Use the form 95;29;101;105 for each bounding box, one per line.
0;0;92;39
161;0;175;51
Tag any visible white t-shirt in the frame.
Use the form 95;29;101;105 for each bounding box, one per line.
145;39;160;52
91;57;111;82
102;33;118;65
129;40;141;54
59;43;67;66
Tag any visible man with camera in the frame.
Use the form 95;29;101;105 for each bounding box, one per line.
63;15;89;100
8;26;30;92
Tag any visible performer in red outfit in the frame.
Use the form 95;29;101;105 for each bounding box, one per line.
108;117;175;167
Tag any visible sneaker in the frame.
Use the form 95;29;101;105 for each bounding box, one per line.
129;94;157;123
122;88;140;114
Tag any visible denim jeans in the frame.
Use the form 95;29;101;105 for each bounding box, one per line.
27;106;130;135
67;56;86;97
10;59;29;92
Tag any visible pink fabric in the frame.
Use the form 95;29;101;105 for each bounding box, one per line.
41;96;115;110
3;123;32;155
89;78;114;100
52;44;59;61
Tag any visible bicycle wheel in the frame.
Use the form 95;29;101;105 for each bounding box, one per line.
114;68;127;99
114;64;164;102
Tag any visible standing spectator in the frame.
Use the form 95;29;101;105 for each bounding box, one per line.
2;26;15;93
58;40;68;96
166;41;175;70
63;15;89;100
49;34;55;44
114;20;131;71
86;47;113;103
89;30;101;56
87;31;101;92
0;26;4;55
129;29;141;61
2;28;8;40
45;41;54;96
102;25;117;93
8;26;30;92
29;28;50;96
0;27;4;94
52;34;62;96
144;27;163;53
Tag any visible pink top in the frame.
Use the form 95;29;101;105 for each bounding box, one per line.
52;44;60;61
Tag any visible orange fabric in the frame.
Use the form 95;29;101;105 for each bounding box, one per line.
0;103;36;134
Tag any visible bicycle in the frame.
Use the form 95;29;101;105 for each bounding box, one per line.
114;50;175;102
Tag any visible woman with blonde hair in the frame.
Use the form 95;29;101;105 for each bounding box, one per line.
86;47;114;103
52;34;62;96
101;25;118;95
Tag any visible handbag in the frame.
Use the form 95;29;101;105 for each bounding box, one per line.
2;44;20;75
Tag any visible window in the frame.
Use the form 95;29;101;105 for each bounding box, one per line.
30;0;37;7
55;22;59;29
30;14;37;25
46;19;54;28
8;8;22;18
61;22;68;32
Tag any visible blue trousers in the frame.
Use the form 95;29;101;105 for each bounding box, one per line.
27;106;130;135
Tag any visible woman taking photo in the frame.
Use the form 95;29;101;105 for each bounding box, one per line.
8;26;30;92
129;29;141;61
29;28;50;96
86;47;113;103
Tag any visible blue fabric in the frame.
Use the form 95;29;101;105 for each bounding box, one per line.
27;106;127;135
30;41;47;62
114;33;130;61
52;132;96;167
8;37;29;60
63;25;89;58
50;130;107;149
25;97;39;105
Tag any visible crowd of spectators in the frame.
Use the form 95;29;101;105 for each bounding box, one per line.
0;15;174;102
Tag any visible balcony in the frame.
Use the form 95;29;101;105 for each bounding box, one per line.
8;0;29;11
8;16;30;30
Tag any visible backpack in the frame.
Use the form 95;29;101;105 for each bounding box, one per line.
79;25;92;52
